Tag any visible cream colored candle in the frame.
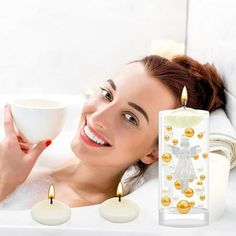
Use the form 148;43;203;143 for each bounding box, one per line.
99;183;140;223
31;185;71;225
159;86;209;227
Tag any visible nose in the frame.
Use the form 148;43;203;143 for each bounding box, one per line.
89;103;117;130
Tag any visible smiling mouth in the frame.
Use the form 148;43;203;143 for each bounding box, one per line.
83;123;111;147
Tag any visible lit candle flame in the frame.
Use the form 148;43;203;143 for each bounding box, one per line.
48;184;55;204
181;86;188;107
116;182;124;202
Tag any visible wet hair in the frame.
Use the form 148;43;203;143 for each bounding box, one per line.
125;55;226;186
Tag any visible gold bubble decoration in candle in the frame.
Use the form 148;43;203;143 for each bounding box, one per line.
200;175;206;181
184;188;194;198
172;139;178;145
185;128;195;138
176;200;191;214
161;196;171;206
174;180;182;190
166;125;172;132
200;195;206;201
166;174;172;181
162;153;172;163
197;132;204;139
164;135;170;141
202;153;208;159
159;86;209;226
189;201;195;207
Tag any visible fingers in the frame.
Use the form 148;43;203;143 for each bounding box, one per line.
19;142;30;153
4;104;17;139
26;140;52;166
16;131;29;144
19;142;30;149
17;136;33;148
17;132;33;153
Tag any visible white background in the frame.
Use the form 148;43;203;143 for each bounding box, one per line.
0;0;187;94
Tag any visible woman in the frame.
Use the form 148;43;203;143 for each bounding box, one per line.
0;55;225;207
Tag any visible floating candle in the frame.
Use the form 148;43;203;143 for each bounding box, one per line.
99;182;140;223
31;184;71;225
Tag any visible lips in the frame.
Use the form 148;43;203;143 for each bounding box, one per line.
80;119;111;147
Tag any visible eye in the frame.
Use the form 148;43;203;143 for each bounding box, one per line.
100;87;113;102
123;113;139;126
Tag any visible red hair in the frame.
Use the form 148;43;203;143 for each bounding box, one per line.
139;55;225;111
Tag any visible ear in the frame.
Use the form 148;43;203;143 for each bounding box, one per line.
140;147;158;165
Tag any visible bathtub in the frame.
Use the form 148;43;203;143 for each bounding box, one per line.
0;94;235;236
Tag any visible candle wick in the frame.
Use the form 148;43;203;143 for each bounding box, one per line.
182;100;187;108
50;197;53;204
118;195;121;202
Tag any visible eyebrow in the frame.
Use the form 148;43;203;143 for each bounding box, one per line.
106;79;149;123
128;102;149;123
107;79;116;91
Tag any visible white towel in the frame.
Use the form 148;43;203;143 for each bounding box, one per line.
209;108;236;169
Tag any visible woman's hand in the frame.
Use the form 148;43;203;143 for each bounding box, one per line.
0;105;51;201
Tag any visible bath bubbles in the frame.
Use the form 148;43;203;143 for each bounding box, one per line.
0;170;52;210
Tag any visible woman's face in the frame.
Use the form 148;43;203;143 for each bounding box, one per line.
71;62;177;170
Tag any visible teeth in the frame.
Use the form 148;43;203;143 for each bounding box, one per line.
84;125;106;146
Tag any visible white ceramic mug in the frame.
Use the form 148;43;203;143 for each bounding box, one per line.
10;98;67;143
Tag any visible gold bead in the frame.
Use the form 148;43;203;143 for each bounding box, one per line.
162;153;172;163
185;128;195;137
177;200;191;214
174;180;182;190
197;132;204;139
189;201;195;207
164;135;170;141
166;125;172;132
193;154;199;160
161;196;171;206
200;175;206;181
184;188;194;197
197;181;203;185
202;153;208;159
200;195;206;201
189;178;194;182
166;175;172;181
172;139;178;145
